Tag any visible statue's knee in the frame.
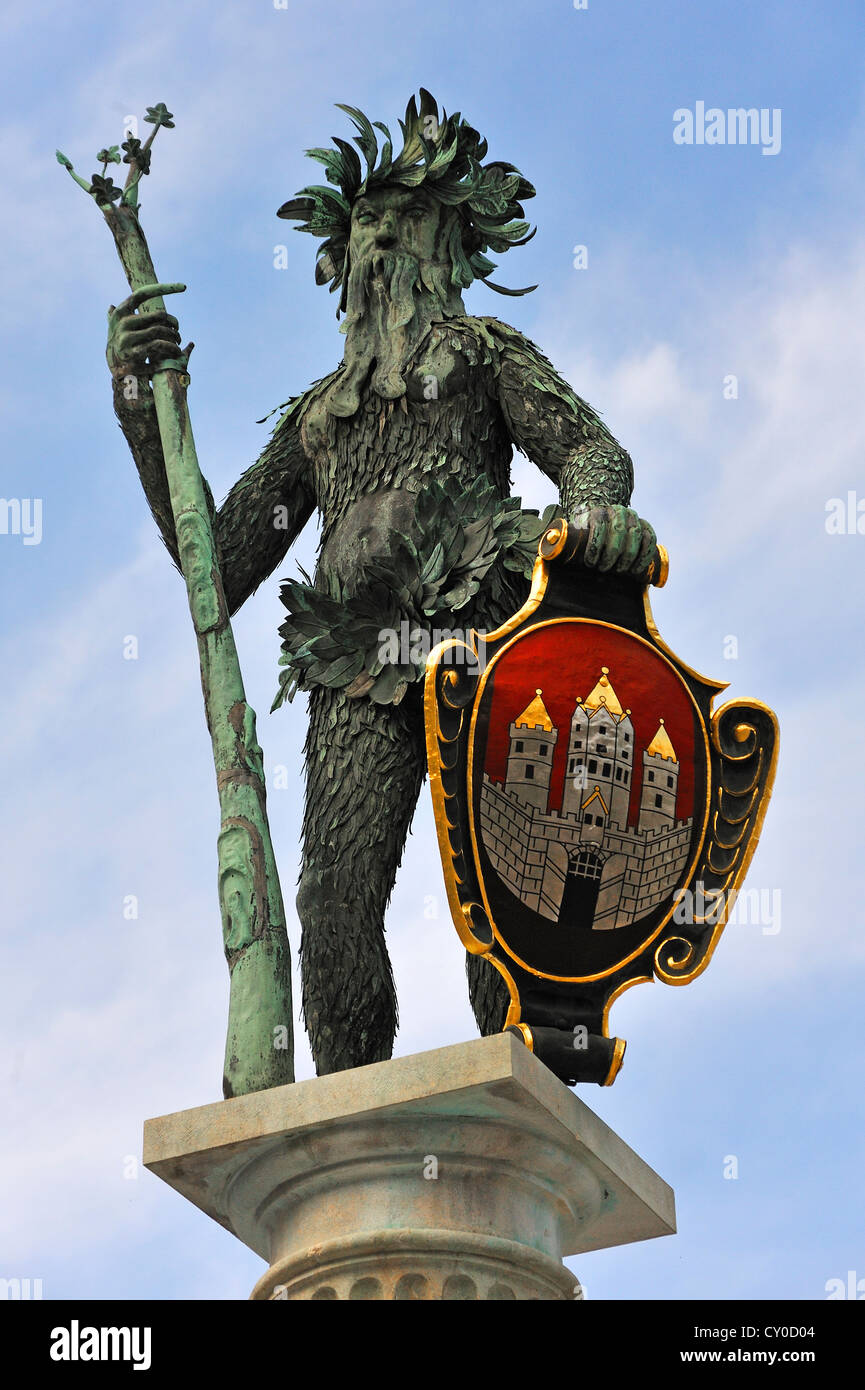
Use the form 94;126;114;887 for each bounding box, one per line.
296;872;325;932
296;871;355;936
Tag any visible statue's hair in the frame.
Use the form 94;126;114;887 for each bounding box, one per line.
277;88;537;313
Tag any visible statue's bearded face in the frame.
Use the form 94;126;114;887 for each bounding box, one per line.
325;184;465;418
349;185;447;271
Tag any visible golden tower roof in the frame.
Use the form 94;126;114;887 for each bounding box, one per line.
583;667;624;719
647;718;677;761
515;688;553;733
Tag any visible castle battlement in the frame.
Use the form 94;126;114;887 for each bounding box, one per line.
481;670;693;931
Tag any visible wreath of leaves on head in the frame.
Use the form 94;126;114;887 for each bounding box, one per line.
272;474;562;709
276;88;538;314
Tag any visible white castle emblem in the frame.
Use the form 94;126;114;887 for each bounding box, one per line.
480;668;694;930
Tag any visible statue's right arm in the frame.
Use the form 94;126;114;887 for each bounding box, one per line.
112;376;315;617
213;413;316;616
108;289;316;616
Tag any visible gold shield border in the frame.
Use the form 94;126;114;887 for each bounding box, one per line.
424;524;780;1022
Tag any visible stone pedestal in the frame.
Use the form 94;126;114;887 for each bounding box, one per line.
143;1034;675;1300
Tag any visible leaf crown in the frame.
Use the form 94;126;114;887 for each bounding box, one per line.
277;88;537;312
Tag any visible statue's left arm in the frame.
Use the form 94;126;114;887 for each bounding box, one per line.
492;326;657;580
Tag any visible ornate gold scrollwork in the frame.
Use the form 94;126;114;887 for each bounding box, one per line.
654;699;778;985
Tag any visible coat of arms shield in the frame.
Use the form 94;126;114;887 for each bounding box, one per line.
425;520;778;1086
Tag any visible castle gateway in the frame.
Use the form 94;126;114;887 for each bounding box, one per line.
480;668;694;931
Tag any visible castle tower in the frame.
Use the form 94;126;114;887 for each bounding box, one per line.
505;689;558;812
561;695;589;818
610;708;635;829
562;667;633;829
638;718;679;832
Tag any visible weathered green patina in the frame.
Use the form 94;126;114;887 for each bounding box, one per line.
67;91;660;1080
58;108;294;1098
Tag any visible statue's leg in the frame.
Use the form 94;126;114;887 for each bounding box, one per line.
297;684;426;1075
466;953;511;1036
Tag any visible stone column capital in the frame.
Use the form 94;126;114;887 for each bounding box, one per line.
144;1034;675;1300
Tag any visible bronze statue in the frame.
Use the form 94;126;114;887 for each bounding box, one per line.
106;91;659;1076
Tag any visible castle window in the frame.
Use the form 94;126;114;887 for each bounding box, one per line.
515;740;524;753
596;744;607;754
624;733;630;743
667;775;674;787
574;739;583;748
598;726;607;735
588;759;598;774
595;815;604;827
569;758;574;773
648;770;655;782
622;749;629;759
602;763;611;777
655;793;662;808
624;771;629;783
583;812;592;824
538;745;547;757
616;767;623;781
525;766;534;780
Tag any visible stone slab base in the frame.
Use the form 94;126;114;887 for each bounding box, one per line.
143;1034;675;1300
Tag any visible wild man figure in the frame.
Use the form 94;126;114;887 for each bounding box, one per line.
108;91;658;1075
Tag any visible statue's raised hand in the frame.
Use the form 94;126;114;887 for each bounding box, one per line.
569;504;666;586
106;282;191;387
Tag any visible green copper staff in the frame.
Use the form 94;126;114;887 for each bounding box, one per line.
57;105;293;1098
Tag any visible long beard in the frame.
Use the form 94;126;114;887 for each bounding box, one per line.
325;249;455;418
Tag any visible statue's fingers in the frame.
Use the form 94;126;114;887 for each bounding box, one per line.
598;505;627;572
568;509;590;557
116;340;179;369
116;336;185;370
615;508;644;573
114;282;187;318
125;310;180;333
633;521;658;580
583;509;607;568
145;338;187;364
118;323;181;353
113;337;150;365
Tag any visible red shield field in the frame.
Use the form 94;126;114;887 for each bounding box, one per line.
469;619;710;981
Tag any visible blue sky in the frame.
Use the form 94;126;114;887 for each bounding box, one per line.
2;0;864;1300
